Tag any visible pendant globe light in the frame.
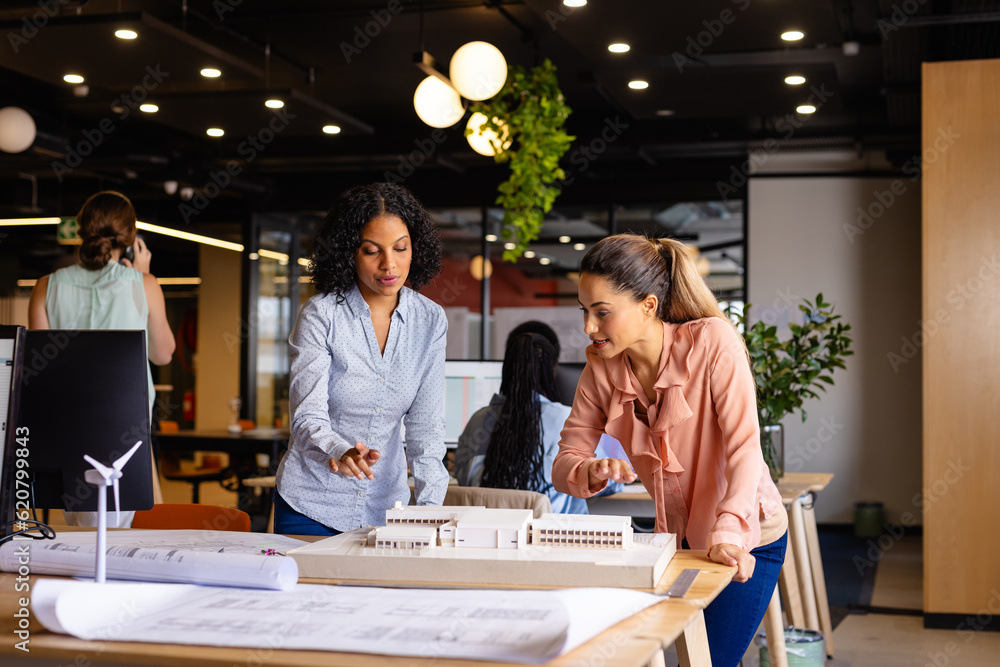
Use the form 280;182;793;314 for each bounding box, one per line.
413;75;464;128
449;41;507;101
466;112;511;156
0;107;36;153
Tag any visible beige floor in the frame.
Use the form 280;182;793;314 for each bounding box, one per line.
662;535;1000;666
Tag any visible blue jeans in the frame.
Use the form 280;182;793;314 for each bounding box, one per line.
273;493;342;536
692;532;787;667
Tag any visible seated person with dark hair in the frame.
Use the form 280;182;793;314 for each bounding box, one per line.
455;326;622;513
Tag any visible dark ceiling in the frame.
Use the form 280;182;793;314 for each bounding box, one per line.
1;0;999;282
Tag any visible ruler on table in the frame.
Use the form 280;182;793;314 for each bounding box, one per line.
665;568;700;598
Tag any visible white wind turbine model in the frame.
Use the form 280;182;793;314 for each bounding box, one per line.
83;440;143;584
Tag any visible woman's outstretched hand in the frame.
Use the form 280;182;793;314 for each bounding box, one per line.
709;543;756;583
587;457;637;487
329;442;381;481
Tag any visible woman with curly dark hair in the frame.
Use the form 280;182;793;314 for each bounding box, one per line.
274;182;448;535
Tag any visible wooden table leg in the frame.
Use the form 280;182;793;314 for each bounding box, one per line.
779;522;805;628
802;496;834;656
764;586;789;667
676;608;712;667
789;497;820;631
646;648;667;667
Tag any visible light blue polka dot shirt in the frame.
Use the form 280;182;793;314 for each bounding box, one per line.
275;283;448;531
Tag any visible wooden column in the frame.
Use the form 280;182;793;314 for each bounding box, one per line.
922;58;1000;628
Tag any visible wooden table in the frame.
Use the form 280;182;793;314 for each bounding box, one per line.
0;540;734;667
776;473;835;657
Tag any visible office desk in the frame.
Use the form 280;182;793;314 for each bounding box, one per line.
153;428;290;463
154;429;289;525
775;473;835;656
0;534;734;667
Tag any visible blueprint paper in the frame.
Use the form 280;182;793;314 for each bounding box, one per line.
31;579;660;664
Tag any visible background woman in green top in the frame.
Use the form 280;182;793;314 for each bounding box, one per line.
27;190;175;525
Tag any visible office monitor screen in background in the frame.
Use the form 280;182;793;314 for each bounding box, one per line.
0;326;26;537
443;361;503;444
20;330;154;513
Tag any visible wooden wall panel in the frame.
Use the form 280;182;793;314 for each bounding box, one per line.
923;59;1000;617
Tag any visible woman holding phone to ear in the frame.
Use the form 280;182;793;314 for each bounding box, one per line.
27;190;175;527
553;234;787;667
273;183;449;536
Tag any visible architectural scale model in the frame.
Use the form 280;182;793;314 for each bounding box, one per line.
289;502;674;589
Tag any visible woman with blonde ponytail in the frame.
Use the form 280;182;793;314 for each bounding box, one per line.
553;234;786;667
27;191;175;527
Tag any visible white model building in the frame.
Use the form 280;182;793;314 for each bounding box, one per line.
369;524;439;550
371;504;635;552
531;513;633;549
454;508;532;549
385;502;483;525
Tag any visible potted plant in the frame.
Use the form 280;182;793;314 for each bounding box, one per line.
467;59;574;261
731;294;854;480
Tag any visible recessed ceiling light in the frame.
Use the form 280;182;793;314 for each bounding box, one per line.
796;104;816;114
503;242;516;250
656;109;675;117
485;234;498;242
200;68;222;78
139;104;158;113
628;80;649;90
563;0;587;6
539;257;551;265
115;29;137;40
523;250;536;258
206;127;225;137
559;235;571;243
63;74;84;84
785;75;806;85
322;125;341;134
573;243;586;251
781;31;804;41
608;43;630;53
265;99;284;109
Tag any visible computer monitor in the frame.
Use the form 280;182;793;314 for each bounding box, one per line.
19;330;154;513
0;325;26;538
443;360;503;445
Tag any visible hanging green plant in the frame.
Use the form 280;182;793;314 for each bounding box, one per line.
467;59;574;261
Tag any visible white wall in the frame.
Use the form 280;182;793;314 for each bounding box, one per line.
748;176;921;523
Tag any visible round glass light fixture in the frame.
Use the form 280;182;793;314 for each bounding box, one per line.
539;257;551;265
449;41;507;101
469;255;494;281
485;234;497;242
781;31;804;41
0;107;36;153
63;74;84;84
785;75;806;85
206;127;225;137
323;125;341;134
796;104;816;114
628;80;649;90
608;43;630;53
559;235;571;243
265;99;284;109
523;250;536;258
466;112;512;157
139;104;158;113
564;0;587;6
200;68;222;78
413;76;464;128
503;242;516;250
115;29;137;40
573;243;586;251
